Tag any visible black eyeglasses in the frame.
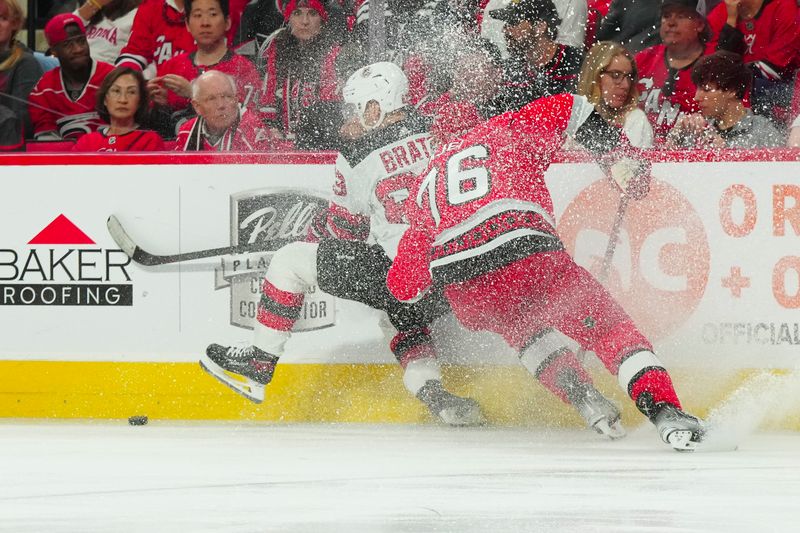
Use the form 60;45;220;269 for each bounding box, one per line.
601;70;635;83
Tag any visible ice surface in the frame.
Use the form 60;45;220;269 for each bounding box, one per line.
0;422;798;532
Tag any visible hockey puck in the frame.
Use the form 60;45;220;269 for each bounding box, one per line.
128;415;148;426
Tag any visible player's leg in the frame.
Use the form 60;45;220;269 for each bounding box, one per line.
520;328;625;439
201;241;320;402
539;251;705;451
317;239;483;426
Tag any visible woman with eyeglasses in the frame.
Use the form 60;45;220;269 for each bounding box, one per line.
570;40;653;150
73;66;164;151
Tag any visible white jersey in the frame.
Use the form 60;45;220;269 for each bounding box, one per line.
333;116;434;259
75;8;138;65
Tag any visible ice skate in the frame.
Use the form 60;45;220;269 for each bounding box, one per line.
200;344;279;403
557;369;626;439
416;380;485;427
651;403;706;452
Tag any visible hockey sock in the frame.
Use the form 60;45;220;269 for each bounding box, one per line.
253;278;304;356
520;328;593;404
618;350;682;410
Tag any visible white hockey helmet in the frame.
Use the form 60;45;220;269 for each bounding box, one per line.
343;61;409;130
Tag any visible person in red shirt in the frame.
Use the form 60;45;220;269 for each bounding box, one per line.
387;92;706;452
174;69;265;150
635;0;709;143
115;0;196;72
149;0;260;134
73;66;164;150
706;0;800;117
28;13;115;140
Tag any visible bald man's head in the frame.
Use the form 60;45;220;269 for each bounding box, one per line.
191;70;239;134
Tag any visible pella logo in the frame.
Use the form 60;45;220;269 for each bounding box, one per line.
214;189;336;330
0;214;133;306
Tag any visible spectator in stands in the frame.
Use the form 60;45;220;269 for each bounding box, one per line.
29;13;115;140
176;69;266;150
234;0;284;47
596;0;661;53
0;0;43;149
74;0;142;64
705;0;800;119
259;0;343;150
115;0;196;74
572;41;653;149
149;0;261;135
786;113;800;146
666;51;783;148
72;66;164;150
490;0;584;113
636;0;709;142
553;0;588;50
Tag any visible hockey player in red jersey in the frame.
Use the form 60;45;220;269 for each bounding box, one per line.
149;0;261;133
29;13;115;140
387;92;706;451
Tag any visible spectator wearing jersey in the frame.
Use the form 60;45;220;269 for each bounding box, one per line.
553;0;588;49
74;0;143;64
706;0;800;118
175;69;267;150
490;0;584;113
28;13;115;140
571;41;653;150
636;0;709;142
73;66;164;150
666;51;783;148
596;0;661;54
0;0;43;149
149;0;260;134
115;0;196;73
259;0;342;149
786;113;800;146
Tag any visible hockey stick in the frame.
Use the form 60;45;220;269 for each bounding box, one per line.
107;215;272;266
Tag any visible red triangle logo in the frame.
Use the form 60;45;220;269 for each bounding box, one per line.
28;214;95;245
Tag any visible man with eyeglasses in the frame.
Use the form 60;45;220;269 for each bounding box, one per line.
490;0;584;113
28;13;115;140
175;69;266;150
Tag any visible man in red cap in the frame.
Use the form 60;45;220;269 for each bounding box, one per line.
28;13;114;140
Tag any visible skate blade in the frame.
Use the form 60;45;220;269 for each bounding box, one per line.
199;358;265;404
437;406;486;427
593;418;627;440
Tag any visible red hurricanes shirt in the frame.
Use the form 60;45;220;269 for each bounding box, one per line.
156;50;261;111
72;128;165;151
388;93;595;301
28;60;115;140
635;45;701;142
116;0;196;71
706;0;800;80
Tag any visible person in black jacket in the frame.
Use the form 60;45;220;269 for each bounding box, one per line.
596;0;662;54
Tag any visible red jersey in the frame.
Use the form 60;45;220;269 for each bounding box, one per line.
116;0;196;71
635;45;701;142
174;110;267;151
72;128;165;151
388;93;596;301
706;0;800;80
156;50;261;111
28;60;115;140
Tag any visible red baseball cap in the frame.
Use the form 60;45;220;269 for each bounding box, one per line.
44;13;86;48
283;0;328;22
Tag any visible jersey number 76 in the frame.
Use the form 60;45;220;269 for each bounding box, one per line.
416;145;492;226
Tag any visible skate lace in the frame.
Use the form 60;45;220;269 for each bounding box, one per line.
227;345;253;360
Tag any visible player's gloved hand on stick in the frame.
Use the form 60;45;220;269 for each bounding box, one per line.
600;149;652;201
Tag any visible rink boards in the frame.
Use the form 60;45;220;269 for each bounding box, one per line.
0;150;799;427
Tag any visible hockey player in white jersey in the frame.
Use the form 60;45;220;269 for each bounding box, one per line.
201;61;624;436
201;61;484;426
